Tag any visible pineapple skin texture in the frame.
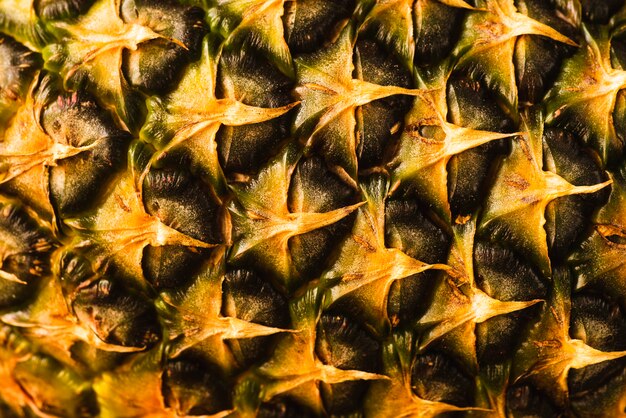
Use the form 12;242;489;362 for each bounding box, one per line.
1;0;626;417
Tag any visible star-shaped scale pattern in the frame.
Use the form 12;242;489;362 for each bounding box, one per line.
228;143;362;291
239;288;384;416
94;347;233;418
320;173;448;332
570;160;626;304
545;25;626;164
160;248;290;374
140;35;298;194
512;268;626;407
389;75;520;222
2;0;626;416
294;26;426;180
360;0;416;68
0;201;143;361
366;331;486;417
43;0;187;129
207;0;293;77
480;109;611;276
64;172;217;281
0;79;99;225
454;0;575;109
417;218;542;369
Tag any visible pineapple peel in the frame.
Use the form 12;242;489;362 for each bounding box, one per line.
1;0;626;416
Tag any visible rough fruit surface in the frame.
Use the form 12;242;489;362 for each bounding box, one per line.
1;0;626;416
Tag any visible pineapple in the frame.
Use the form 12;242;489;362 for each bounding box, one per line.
2;0;626;416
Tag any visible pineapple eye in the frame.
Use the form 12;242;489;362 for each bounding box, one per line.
142;168;222;244
42;90;129;217
385;199;451;263
447;76;516;133
446;76;512;218
568;293;626;397
414;0;466;66
315;315;380;414
570;369;626;417
354;36;413;169
0;34;40;100
217;48;294;175
316;315;379;370
0;201;53;308
222;269;289;367
474;242;546;301
542;127;609;261
410;352;475;407
355;37;413;90
222;269;288;327
287;157;356;280
163;353;230;415
516;36;574;106
288;157;356;214
142;245;208;291
514;0;578;105
43;90;123;148
474;241;546;363
385;199;450;324
3;0;626;412
120;0;206;94
0;34;41;134
571;293;626;349
73;277;161;348
218;48;294;109
476;314;522;364
283;0;356;54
